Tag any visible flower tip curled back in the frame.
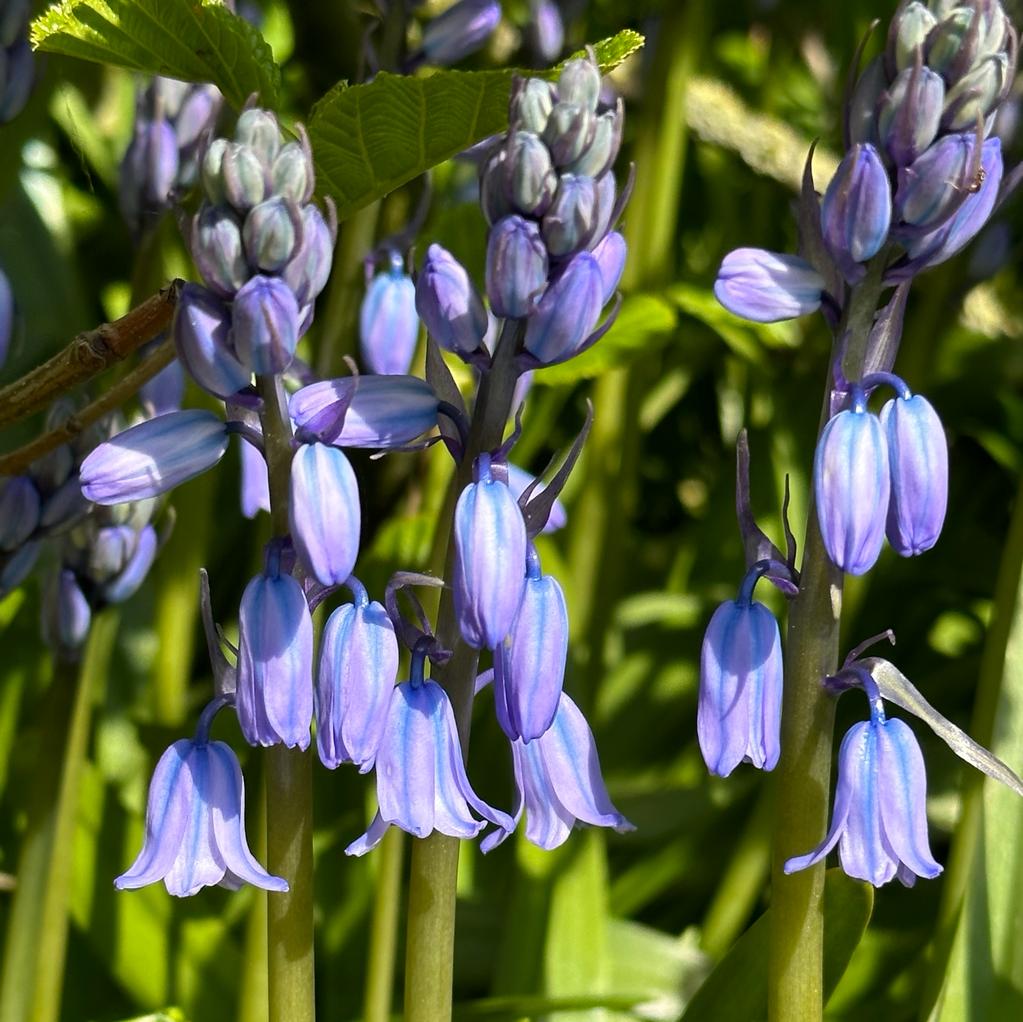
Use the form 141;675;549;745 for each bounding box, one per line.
714;248;825;323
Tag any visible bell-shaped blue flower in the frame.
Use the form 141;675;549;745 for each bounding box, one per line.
316;577;398;771
591;231;626;305
454;454;528;649
697;568;783;777
784;709;942;887
236;552;313;749
240;438;270;519
230;274;300;376
821;144;892;277
115;737;287;897
494;546;568;742
360;255;419;375
541;174;598;257
880;391;948;556
482;691;633;852
80;410;230;505
415;244;489;359
345;655;514;855
101;524;158;603
290;375;439;449
523;251;604;364
814;394;890;575
486;215;548;318
877;66;944;167
893;132;979;231
173;283;250;399
714;248;824;323
289;442;361;586
418;0;501;66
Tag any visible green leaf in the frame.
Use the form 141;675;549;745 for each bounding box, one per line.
680;870;873;1022
30;0;280;110
308;30;644;220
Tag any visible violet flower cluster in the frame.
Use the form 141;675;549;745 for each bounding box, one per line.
0;0;34;124
699;0;1022;888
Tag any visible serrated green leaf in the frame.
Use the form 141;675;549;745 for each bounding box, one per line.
680;870;873;1022
31;0;280;110
532;293;677;386
308;30;644;219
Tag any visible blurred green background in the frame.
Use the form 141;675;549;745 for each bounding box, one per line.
3;1;1023;1019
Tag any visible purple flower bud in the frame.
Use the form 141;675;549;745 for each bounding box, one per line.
0;540;39;596
415;244;488;358
230;274;300;375
943;54;1010;131
486;215;548;317
239;439;270;519
102;524;158;603
87;525;135;582
271;142;314;204
281;204;334;307
316;580;398;771
345;672;513;855
80;410;229;505
511;78;555;134
504;131;558;216
290;375;439;449
120;117;179;226
591;231;626;304
43;569;91;653
0;38;34;124
698;595;782;777
237;564;314;749
821;144;892;274
200;138;230;204
140;357;185;417
482;692;633;852
506;464;567;532
174;84;222;164
568;106;623;178
714;248;825;323
877;66;944;167
243;197;300;273
419;0;501;65
454;454;528;649
173;283;251;399
360;258;419;375
0;475;40;550
192;205;249;297
543;102;595;168
289;443;361;585
814;400;891;575
541;174;598;257
784;713;942;887
888;2;937;72
115;738;288;896
558;58;602;111
523;251;604;364
893;132;978;230
0;267;12;368
494;552;568;742
880;392;948;556
529;0;564;63
220;141;272;210
234;108;281;166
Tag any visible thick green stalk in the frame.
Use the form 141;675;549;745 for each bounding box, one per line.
404;325;521;1022
0;611;118;1022
767;260;887;1022
364;827;406;1022
257;374;316;1022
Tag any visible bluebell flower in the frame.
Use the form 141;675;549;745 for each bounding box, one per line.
591;232;626;304
42;569;91;655
101;524;158;603
115;737;287;897
242;196;301;273
191;205;250;298
282;205;334;308
714;248;825;323
360;253;419;375
877;66;944;167
821;144;892;278
482;691;633;852
239;439;270;519
173;283;250;399
316;577;398;771
454;454;527;649
697;568;783;777
415;244;489;359
522;251;604;364
230;274;300;375
814;393;890;575
289;442;361;586
0;475;40;550
784;708;942;887
80;410;230;505
236;552;313;749
417;0;501;66
345;654;514;855
486;215;548;318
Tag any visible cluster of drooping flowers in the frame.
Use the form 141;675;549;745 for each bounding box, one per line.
0;0;34;123
698;0;1023;889
120;76;223;239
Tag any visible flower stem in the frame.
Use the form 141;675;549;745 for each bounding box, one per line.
767;258;887;1022
364;826;406;1022
403;323;521;1022
257;374;316;1022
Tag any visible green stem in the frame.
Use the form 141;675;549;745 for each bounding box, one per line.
767;258;887;1022
364;827;406;1022
0;611;118;1022
257;374;316;1022
404;324;522;1022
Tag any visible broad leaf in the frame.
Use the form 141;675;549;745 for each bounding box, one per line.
31;0;280;110
680;870;873;1022
308;30;644;219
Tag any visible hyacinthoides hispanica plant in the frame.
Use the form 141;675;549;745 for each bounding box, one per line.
708;2;1023;1019
42;48;632;1021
